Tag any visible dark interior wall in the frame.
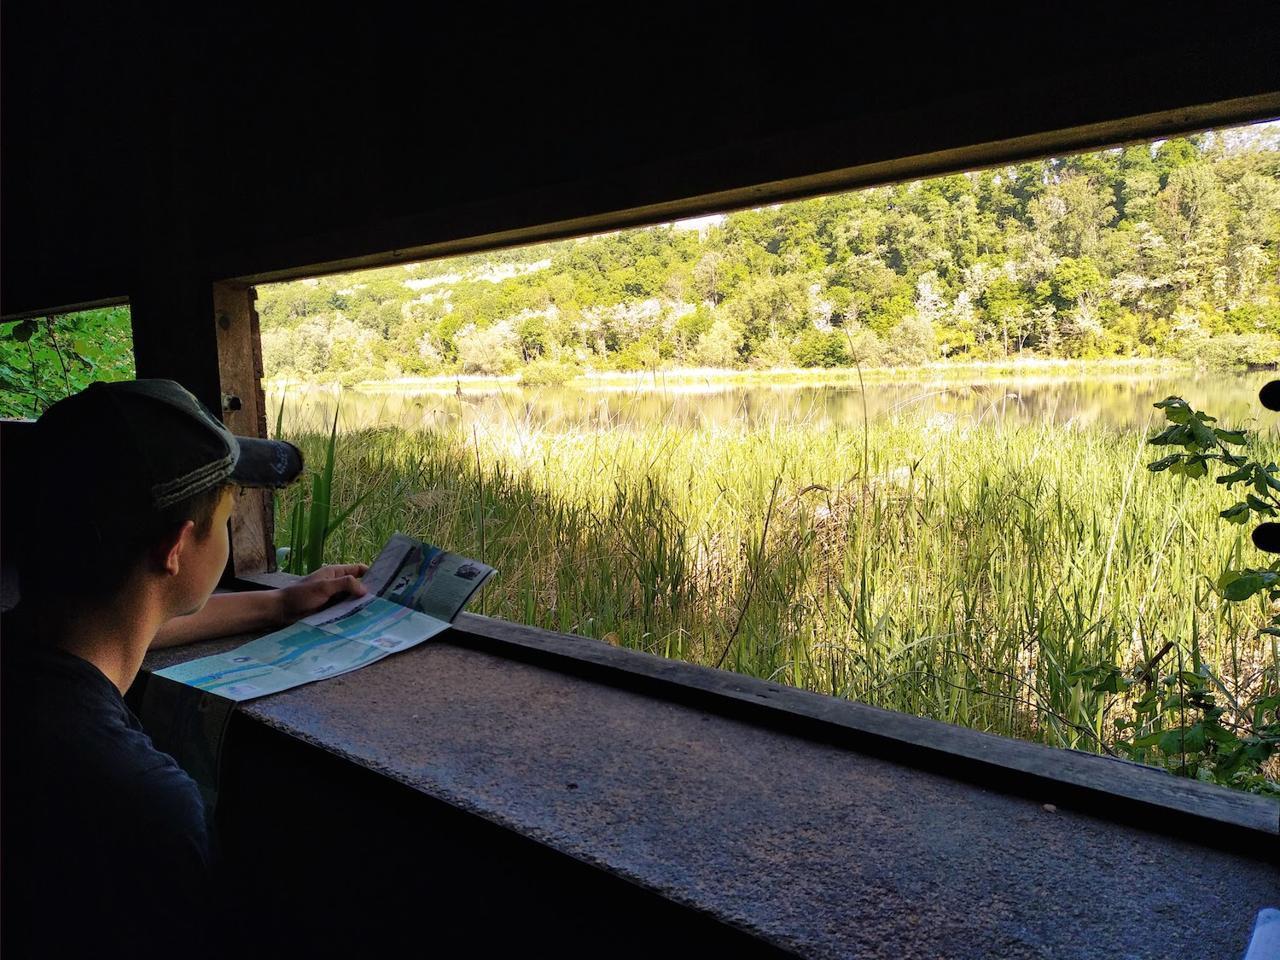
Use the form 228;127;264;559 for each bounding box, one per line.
3;6;1280;402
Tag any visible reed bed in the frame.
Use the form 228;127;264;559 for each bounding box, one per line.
277;406;1279;760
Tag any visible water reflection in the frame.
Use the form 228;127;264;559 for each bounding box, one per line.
268;370;1275;436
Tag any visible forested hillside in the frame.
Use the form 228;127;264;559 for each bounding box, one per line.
258;126;1280;383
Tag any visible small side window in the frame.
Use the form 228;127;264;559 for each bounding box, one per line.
0;305;135;419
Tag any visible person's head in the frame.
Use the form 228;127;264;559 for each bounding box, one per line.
135;481;237;618
22;379;303;622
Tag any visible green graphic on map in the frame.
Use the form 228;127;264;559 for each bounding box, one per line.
155;535;494;702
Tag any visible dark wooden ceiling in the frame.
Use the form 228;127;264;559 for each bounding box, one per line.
4;6;1279;319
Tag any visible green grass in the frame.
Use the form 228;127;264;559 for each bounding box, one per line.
275;408;1279;770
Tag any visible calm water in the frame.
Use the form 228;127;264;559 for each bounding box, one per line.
268;370;1280;436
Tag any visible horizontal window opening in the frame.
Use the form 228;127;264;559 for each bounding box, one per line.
249;118;1280;796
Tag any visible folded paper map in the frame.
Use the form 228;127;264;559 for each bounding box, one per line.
154;535;494;702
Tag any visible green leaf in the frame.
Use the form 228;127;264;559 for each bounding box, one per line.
1188;419;1217;447
72;338;100;360
1219;502;1250;524
1215;465;1252;486
287;500;305;575
1203;723;1238;746
1172;460;1203;481
1213;428;1248;445
1218;568;1280;601
1148;424;1190;447
1180;723;1208;753
1158;729;1190;755
1254;696;1280;727
1246;494;1276;516
1147;454;1183;473
1153;397;1192;423
1096;671;1130;694
11;319;37;342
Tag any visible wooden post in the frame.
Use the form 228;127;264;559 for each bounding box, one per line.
212;280;274;575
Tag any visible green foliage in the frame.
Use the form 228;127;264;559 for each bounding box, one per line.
0;308;135;418
791;329;849;368
692;313;744;368
1076;658;1279;793
518;358;581;387
455;322;520;375
278;406;382;574
1123;395;1280;792
613;336;664;372
1181;332;1280;369
748;336;796;369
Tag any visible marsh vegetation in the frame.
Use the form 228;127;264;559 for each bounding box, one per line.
274;369;1280;791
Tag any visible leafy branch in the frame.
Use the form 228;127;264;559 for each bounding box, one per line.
1104;395;1280;793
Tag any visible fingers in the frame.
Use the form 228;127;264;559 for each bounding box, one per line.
315;574;366;597
280;571;372;624
310;563;369;581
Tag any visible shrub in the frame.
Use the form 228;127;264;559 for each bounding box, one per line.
613;338;663;372
749;336;795;369
843;326;888;366
1183;332;1280;369
455;321;520;375
692;314;744;368
792;329;849;368
519;358;580;387
881;315;938;366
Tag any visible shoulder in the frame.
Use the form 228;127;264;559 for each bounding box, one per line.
120;755;212;861
91;705;212;859
3;642;210;857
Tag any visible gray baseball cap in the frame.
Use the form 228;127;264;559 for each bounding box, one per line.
33;379;303;515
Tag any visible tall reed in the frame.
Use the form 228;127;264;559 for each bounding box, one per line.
276;409;1278;764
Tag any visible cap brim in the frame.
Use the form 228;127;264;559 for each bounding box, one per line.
230;438;304;488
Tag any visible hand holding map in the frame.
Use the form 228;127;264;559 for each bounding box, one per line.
155;536;494;702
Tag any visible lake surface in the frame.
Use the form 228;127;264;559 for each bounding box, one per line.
268;369;1279;436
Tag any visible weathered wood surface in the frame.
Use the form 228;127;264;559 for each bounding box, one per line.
447;613;1279;847
213;281;273;575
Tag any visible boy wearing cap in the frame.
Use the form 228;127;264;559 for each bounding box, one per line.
2;379;367;958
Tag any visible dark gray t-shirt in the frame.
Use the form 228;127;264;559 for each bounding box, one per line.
1;633;213;958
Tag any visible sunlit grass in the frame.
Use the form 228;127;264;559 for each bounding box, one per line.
277;405;1279;761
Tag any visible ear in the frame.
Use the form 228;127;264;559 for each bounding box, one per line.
161;520;197;576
